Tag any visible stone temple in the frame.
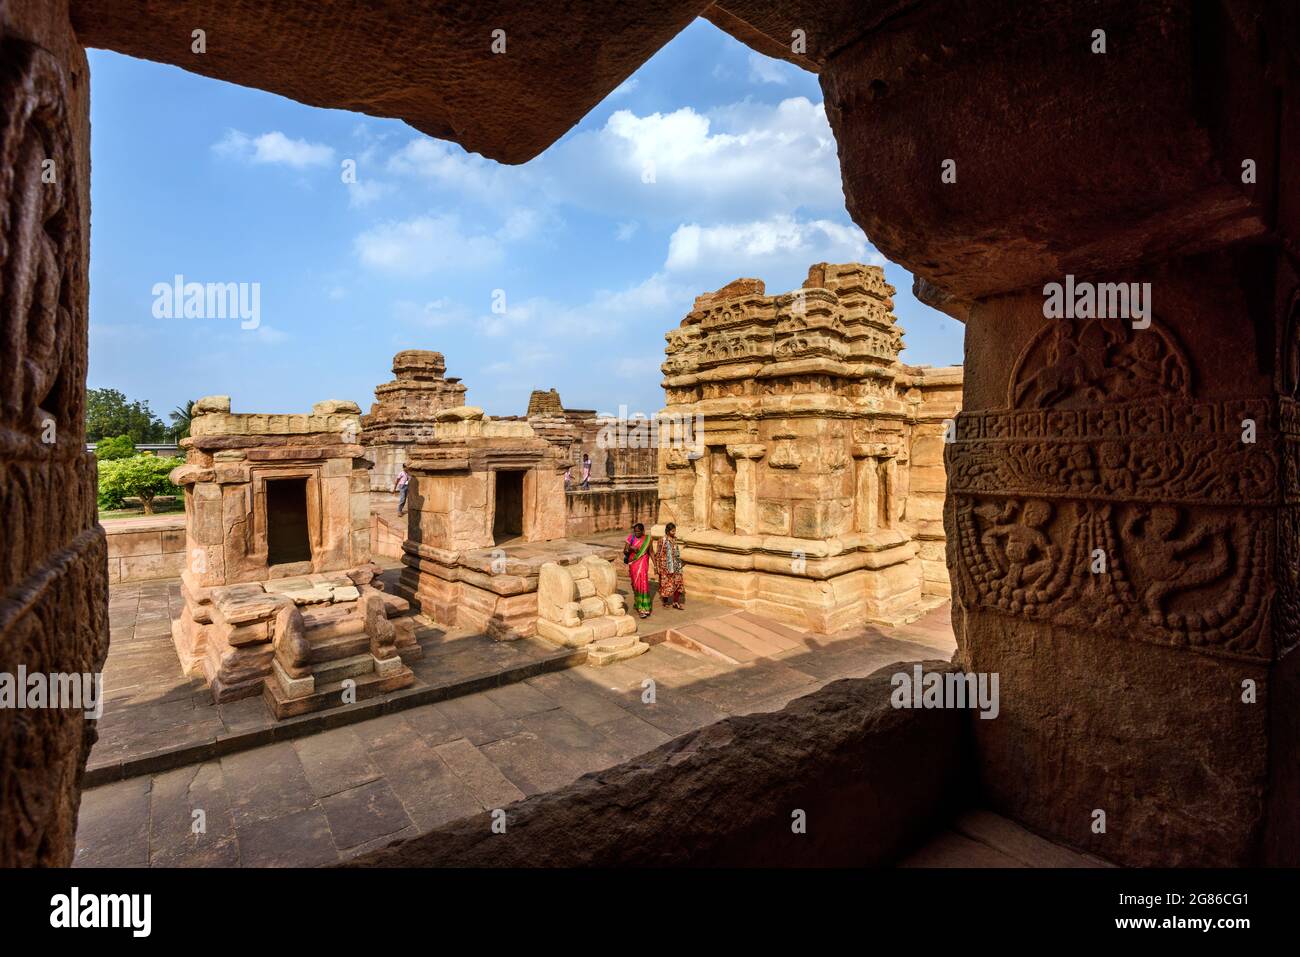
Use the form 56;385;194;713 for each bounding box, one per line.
169;396;419;718
657;263;961;632
6;0;1299;872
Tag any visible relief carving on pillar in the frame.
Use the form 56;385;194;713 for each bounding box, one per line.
948;315;1288;662
954;496;1270;660
1008;316;1191;409
0;37;88;590
0;35;104;867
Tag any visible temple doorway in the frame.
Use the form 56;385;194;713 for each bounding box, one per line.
266;477;312;565
493;470;526;544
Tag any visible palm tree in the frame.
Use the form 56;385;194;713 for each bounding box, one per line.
169;399;197;442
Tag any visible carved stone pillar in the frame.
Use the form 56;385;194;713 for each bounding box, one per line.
823;0;1300;865
691;450;712;532
727;443;766;535
0;2;101;866
877;453;896;530
851;444;879;532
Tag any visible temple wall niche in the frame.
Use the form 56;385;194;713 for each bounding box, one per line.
656;262;963;632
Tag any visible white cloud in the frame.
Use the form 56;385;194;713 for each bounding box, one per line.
747;51;793;85
249;324;289;345
484;342;555;375
615;221;640;242
213;130;335;168
664;215;878;277
346;178;394;208
354;214;503;276
607;78;640;99
544;97;844;222
393;298;462;326
387;138;514;200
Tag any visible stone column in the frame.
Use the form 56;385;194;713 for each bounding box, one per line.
851;443;880;532
823;0;1299;865
691;451;712;531
878;453;896;530
727;443;766;535
0;1;102;866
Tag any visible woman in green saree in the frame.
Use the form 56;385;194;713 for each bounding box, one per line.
623;522;653;618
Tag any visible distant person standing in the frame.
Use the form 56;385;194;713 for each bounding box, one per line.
564;466;574;490
581;452;592;490
394;466;410;516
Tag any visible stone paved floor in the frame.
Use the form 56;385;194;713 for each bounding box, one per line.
89;568;736;782
75;600;956;866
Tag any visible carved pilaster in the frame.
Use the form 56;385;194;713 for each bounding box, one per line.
0;6;100;868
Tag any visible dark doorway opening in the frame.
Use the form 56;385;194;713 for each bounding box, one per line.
266;477;312;565
493;470;525;544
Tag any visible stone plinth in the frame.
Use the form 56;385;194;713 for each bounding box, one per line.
173;565;418;713
399;539;620;641
657;263;962;632
536;555;645;665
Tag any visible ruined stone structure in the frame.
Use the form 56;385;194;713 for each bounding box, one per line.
6;0;1298;869
361;349;467;495
657;264;961;632
169;397;417;718
535;555;647;665
395;406;593;640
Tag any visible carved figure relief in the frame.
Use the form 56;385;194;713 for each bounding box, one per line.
947;313;1280;661
1;39;82;441
1009;317;1191;409
955;496;1268;659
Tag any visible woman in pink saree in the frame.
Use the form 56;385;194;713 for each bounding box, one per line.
623;522;653;618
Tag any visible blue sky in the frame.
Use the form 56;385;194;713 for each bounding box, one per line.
87;18;963;422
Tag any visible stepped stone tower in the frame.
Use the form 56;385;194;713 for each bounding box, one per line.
361;350;468;493
657;262;961;632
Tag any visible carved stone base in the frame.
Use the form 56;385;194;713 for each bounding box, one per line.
681;552;924;633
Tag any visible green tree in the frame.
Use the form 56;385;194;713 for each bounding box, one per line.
169;399;197;441
94;434;137;460
85;388;167;443
97;454;180;514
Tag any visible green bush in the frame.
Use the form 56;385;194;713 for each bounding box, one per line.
95;434;137;461
98;454;180;514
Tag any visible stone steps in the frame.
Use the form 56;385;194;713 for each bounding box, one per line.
664;612;810;665
305;631;370;664
263;666;411;719
310;652;377;685
586;633;649;666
